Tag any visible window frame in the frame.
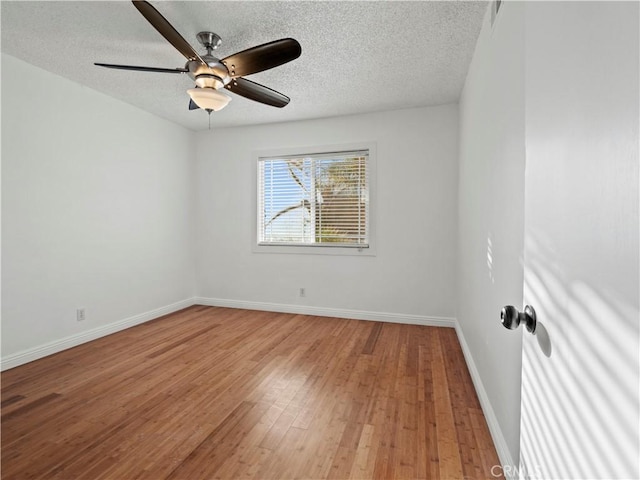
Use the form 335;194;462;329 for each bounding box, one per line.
252;142;377;256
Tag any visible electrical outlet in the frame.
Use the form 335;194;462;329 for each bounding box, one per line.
299;288;306;297
77;308;86;322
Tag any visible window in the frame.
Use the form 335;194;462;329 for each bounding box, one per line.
257;149;370;249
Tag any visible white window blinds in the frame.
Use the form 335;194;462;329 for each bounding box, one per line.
258;150;369;247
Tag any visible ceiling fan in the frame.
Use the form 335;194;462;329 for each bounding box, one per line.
95;1;301;114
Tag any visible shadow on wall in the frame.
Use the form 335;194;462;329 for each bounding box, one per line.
520;234;638;479
533;322;551;358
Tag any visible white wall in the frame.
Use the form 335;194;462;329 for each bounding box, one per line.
195;106;459;321
1;54;196;365
457;2;525;468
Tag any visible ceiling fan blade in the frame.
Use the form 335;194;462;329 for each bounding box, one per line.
189;99;199;110
132;1;205;64
221;38;301;77
225;78;290;108
95;63;188;74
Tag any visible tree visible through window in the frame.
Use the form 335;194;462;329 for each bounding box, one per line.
258;150;369;247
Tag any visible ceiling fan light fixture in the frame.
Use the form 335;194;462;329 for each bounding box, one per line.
187;87;232;111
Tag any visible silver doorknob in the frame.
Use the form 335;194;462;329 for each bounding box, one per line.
501;305;537;334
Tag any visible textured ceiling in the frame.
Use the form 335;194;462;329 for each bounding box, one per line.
1;1;488;131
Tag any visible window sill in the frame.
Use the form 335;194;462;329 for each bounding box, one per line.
252;243;377;256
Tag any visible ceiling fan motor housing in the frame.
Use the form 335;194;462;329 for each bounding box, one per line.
188;60;230;90
187;31;229;89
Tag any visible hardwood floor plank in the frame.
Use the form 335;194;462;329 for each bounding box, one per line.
165;400;265;480
1;307;502;480
348;422;377;479
431;329;465;479
146;322;220;358
361;322;383;355
0;395;25;408
1;392;62;422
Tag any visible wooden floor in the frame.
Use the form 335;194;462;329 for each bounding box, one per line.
1;306;502;480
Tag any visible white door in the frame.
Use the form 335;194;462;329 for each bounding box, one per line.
519;2;639;479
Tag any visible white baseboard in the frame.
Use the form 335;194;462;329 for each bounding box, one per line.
1;298;453;371
194;297;456;328
0;298;196;371
454;321;517;479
